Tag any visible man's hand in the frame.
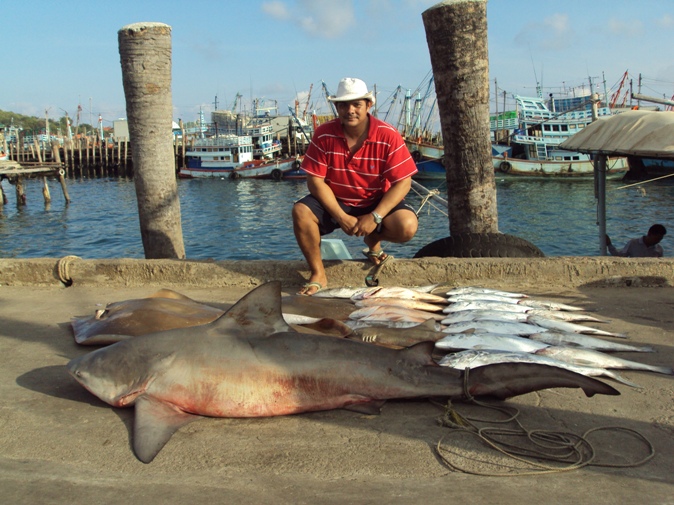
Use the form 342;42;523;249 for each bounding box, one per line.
338;213;377;237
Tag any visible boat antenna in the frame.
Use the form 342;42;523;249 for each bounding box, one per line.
529;47;542;98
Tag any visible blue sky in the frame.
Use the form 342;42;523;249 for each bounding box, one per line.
3;0;673;127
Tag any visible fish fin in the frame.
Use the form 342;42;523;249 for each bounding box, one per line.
297;318;353;338
603;371;641;388
465;363;621;399
212;281;291;337
419;318;439;330
400;341;437;366
343;400;386;415
133;395;201;464
146;289;196;301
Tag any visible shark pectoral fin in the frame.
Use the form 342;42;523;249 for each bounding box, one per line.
133;395;201;464
343;399;386;415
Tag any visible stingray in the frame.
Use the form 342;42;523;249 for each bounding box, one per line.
71;289;356;345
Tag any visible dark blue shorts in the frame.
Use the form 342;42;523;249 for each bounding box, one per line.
295;195;416;236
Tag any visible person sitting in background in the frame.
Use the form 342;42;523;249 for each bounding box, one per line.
606;224;667;257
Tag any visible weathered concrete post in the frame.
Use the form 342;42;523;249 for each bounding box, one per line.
118;22;186;259
422;0;498;234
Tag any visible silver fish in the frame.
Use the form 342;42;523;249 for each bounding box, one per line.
529;332;654;353
312;287;373;299
282;314;323;325
435;333;549;353
438;349;639;388
350;305;445;322
441;309;607;325
442;320;547;336
527;315;627;338
526;309;608;323
346;319;445;331
354;298;445;312
518;299;585;312
352;286;448;304
536;346;673;375
447;293;522;304
443;301;532;314
440;310;530;325
445;287;528;298
357;313;439;324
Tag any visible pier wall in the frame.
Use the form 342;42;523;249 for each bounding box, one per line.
1;257;672;290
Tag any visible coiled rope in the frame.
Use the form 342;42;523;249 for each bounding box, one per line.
432;369;655;476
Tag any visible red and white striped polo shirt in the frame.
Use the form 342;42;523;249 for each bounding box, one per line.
301;114;418;207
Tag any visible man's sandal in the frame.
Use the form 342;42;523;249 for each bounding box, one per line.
362;248;392;266
298;281;324;296
362;249;393;287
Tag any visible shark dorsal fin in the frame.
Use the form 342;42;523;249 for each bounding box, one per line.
210;281;291;337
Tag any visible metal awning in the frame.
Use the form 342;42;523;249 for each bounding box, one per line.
559;110;674;255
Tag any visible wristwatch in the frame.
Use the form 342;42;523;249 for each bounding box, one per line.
371;211;383;224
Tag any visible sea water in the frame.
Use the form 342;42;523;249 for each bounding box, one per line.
0;175;672;260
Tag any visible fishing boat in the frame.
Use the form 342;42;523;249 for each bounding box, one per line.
179;106;300;180
406;136;445;179
400;74;629;179
490;94;628;178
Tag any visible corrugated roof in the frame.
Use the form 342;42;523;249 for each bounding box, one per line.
559;110;674;159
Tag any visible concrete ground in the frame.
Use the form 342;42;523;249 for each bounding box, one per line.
1;257;673;504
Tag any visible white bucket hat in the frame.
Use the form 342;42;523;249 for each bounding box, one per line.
328;77;376;105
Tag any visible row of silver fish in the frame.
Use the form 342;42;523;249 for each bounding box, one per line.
341;285;672;387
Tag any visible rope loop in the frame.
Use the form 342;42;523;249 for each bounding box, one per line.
56;255;82;287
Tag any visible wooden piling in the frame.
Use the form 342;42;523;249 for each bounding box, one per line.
15;177;26;205
57;169;71;204
42;176;51;204
422;0;498;234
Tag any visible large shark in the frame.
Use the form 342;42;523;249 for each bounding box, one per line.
66;281;620;464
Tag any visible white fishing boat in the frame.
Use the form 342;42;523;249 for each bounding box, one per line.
490;95;629;178
180;103;300;180
400;75;629;179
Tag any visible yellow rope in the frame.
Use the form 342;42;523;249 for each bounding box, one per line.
56;255;82;286
612;171;674;191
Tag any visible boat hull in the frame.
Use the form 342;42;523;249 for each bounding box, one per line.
179;158;301;180
492;156;628;179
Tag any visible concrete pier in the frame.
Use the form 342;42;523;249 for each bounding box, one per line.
1;257;673;504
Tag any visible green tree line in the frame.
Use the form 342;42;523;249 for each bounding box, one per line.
0;109;94;136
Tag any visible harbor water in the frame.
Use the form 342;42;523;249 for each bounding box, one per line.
0;175;672;260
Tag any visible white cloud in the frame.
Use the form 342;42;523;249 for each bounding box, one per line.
607;17;644;37
655;13;674;28
261;0;355;39
261;1;291;20
514;13;574;51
